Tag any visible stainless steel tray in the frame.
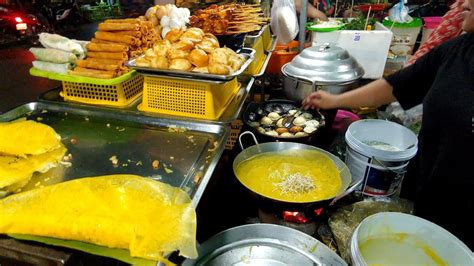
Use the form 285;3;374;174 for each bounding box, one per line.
126;48;255;81
38;76;255;124
0;101;230;207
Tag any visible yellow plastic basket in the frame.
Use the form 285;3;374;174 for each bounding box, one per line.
225;119;243;150
30;68;143;108
139;76;241;120
61;74;143;107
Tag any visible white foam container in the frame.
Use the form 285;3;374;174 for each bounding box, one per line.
311;21;392;79
351;212;474;265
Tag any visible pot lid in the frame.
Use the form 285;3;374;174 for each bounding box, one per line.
282;43;365;84
182;224;347;266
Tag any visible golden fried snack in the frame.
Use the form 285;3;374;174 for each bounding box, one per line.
135;57;151;67
169;59;192;71
208;63;232;75
204;33;219;43
167;47;190;61
87;51;128;60
179;28;204;43
173;40;194;52
196;37;220;54
70;67;117;79
188;49;209;67
165;28;184;42
95;31;139;46
104;18;141;24
90;38;117;44
144;48;156;60
152;40;171;57
86;43;129;53
76;58;121;71
114;31;142;38
98;22;139;31
209;48;229;65
151;56;169;69
192;66;209;73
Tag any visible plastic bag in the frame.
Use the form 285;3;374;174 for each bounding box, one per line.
270;0;299;45
388;0;413;23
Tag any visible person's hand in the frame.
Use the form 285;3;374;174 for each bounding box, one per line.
302;90;339;110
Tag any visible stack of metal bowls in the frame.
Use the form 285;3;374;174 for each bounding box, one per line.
282;43;365;102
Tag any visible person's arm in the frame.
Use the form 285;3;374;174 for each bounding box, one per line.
302;79;396;110
294;0;328;21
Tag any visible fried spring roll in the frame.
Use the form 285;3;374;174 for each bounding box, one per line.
76;59;121;71
105;18;141;24
87;51;128;60
98;22;139;31
69;67;117;79
86;43;129;53
95;31;138;45
91;38;117;44
79;58;124;66
114;31;142;38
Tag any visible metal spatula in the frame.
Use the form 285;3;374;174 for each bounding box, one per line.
282;106;304;128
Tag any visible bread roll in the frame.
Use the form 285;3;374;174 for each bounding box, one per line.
169;59;192;71
188;49;209;67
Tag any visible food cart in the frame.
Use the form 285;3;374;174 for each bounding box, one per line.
0;0;472;265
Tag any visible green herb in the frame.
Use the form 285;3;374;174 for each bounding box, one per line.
343;17;377;30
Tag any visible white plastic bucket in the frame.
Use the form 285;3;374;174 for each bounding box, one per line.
350;212;473;265
344;119;418;196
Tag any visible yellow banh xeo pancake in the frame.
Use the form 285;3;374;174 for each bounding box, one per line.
0;143;67;189
235;149;342;203
0;175;198;261
0;120;61;157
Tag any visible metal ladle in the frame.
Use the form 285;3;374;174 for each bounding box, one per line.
281;106;304;128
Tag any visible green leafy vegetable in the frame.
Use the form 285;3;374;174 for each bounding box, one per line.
343;17;377;30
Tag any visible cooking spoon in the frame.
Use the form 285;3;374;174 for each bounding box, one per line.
282;106;304;128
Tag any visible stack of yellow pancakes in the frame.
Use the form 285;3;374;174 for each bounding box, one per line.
0;120;66;193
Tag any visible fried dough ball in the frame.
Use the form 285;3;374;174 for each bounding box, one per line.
135;57;151;67
167;47;190;60
151;56;168;69
152;40;171;57
169;59;192;71
196;37;220;53
188;48;209;67
165;28;184;42
180;27;204;43
173;40;194;52
208;63;232;75
192;66;209;73
209;48;229;65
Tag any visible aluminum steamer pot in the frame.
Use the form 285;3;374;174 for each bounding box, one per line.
233;132;362;213
282;43;365;102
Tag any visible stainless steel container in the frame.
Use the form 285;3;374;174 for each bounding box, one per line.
182;224;347;265
282;43;365;101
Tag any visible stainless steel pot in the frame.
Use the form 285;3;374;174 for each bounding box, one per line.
282;43;364;102
233;132;362;208
182;224;347;265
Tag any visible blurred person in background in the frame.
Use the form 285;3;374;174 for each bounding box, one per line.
408;0;466;65
294;0;328;21
302;0;474;249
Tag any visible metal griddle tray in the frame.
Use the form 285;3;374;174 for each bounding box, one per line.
0;101;229;207
126;48;255;81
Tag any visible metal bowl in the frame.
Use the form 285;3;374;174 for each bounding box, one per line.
182;224;347;266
